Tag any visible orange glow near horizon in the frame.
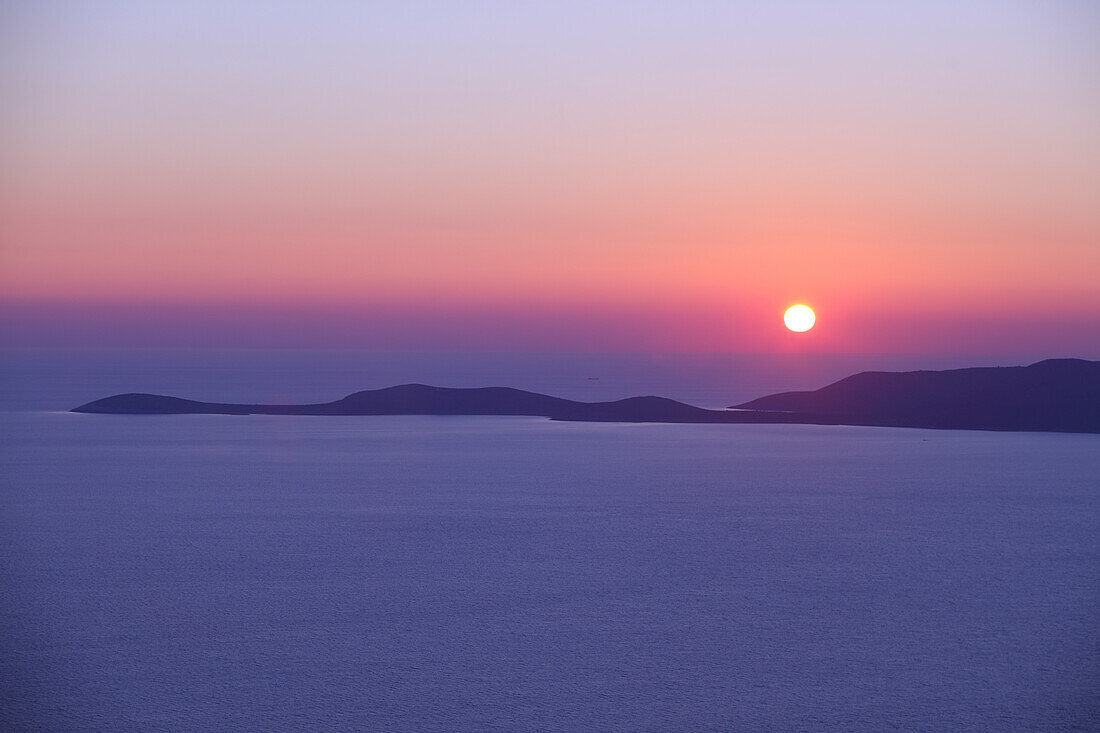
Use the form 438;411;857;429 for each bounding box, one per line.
1;2;1098;354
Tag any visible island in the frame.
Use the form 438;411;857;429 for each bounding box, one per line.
72;358;1100;433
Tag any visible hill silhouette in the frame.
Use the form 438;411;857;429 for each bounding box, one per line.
72;384;736;422
733;358;1100;433
72;359;1100;433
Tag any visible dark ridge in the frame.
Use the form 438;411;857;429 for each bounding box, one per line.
72;358;1100;433
72;393;253;415
732;358;1100;433
327;384;580;416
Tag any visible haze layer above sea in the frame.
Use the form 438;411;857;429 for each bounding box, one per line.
0;348;1072;414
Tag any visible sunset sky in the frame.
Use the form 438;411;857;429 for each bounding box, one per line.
2;0;1098;353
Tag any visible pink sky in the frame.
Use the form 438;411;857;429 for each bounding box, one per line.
2;1;1098;354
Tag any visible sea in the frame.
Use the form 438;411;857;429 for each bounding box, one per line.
1;349;1097;731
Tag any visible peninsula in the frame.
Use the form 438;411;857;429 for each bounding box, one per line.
72;358;1100;433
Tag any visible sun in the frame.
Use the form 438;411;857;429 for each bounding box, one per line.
783;304;816;332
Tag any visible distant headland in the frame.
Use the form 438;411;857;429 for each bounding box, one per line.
72;358;1100;433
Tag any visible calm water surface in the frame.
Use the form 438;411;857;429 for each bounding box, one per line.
1;351;1097;730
